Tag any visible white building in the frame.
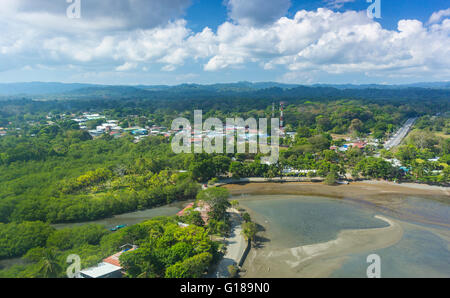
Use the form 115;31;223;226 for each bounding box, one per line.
79;262;123;279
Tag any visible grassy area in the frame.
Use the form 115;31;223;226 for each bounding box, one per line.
435;132;450;139
331;133;351;140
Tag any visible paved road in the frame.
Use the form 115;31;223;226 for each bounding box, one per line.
384;118;417;150
213;209;247;278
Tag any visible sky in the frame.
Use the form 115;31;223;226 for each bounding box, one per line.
0;0;449;85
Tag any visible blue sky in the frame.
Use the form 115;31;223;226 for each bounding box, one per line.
0;0;449;85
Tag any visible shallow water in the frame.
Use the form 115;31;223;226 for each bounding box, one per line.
52;203;185;230
331;225;450;278
239;195;389;248
238;195;450;278
1;203;187;270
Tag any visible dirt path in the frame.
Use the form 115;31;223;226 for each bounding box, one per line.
213;209;247;278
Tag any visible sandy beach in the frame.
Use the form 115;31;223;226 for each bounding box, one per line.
223;181;450;278
224;180;449;198
224;181;450;228
242;215;403;278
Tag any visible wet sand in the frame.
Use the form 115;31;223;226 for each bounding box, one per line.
224;181;449;278
242;215;403;278
224;181;449;198
224;181;450;228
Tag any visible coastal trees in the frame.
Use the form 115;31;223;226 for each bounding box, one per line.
242;213;251;223
212;155;231;177
46;224;108;250
182;210;205;227
241;222;257;243
227;264;239;278
120;218;218;278
188;154;232;182
165;252;213;278
324;172;338;185
355;157;398;180
190;160;216;182
197;188;231;222
230;200;239;210
229;161;246;179
32;248;63;278
0;221;55;258
120;244;165;278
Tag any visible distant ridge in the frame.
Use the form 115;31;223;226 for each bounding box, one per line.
0;81;449;96
0;82;100;96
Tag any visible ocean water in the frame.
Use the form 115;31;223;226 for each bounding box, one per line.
238;195;450;278
331;196;450;278
239;195;389;248
330;226;450;278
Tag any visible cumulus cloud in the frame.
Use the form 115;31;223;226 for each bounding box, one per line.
428;8;450;24
225;0;291;26
203;8;450;81
1;0;192;30
115;62;137;71
0;2;449;82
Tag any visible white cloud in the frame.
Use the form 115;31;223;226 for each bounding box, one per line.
325;0;356;9
115;62;137;71
226;0;291;26
428;8;450;24
1;0;192;30
202;9;450;81
0;4;449;82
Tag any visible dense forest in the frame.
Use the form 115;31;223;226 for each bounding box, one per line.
0;188;233;278
0;84;448;277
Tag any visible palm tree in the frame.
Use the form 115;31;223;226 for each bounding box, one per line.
241;222;257;242
37;249;62;278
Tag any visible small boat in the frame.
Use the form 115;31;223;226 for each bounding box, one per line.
110;224;127;232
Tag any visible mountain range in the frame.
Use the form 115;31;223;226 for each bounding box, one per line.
1;81;450;96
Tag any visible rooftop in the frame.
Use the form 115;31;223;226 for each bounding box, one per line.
103;245;138;267
79;262;122;278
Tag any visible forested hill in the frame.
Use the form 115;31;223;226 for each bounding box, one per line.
1;81;450;103
1;83;449;125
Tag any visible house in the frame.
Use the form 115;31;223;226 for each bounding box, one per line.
385;158;402;167
79;244;137;278
103;245;137;267
285;132;296;139
177;201;211;224
351;141;367;149
338;144;349;152
79;262;123;279
131;128;148;136
194;201;211;224
177;203;195;217
110;131;122;138
88;130;104;137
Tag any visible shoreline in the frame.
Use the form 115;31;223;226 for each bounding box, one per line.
223;181;450;228
222;180;449;197
211;208;248;278
217;178;449;192
241;215;403;278
224;182;449;278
